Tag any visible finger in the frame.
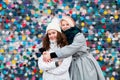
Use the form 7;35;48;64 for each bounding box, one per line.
43;57;47;62
43;52;46;54
48;59;51;62
50;59;53;62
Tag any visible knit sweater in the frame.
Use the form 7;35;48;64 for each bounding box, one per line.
38;41;72;80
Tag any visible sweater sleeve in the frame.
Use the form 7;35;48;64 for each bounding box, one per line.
51;33;86;58
38;55;57;71
47;56;72;75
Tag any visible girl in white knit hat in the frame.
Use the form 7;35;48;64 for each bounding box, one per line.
38;20;72;80
43;16;105;80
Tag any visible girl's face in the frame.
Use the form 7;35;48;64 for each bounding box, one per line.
61;20;71;31
47;29;57;41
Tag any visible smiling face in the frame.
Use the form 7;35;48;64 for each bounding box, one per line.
47;29;58;41
60;20;71;31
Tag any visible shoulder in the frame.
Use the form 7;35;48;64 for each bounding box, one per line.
75;32;85;39
73;33;86;42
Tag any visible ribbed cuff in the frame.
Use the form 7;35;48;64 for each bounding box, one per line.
39;48;46;54
55;62;59;67
50;52;58;58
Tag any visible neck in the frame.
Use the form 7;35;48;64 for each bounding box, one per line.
50;40;56;43
62;26;81;44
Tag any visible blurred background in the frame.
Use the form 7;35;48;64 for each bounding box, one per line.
0;0;120;80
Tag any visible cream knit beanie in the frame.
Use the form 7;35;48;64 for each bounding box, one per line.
46;17;61;33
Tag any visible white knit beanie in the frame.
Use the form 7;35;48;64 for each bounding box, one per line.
46;22;61;33
46;17;61;33
51;17;60;24
61;16;75;27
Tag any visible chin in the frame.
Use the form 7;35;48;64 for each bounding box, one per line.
50;39;56;42
63;29;67;31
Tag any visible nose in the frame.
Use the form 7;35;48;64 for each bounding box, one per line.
49;34;54;38
62;25;66;29
49;34;53;37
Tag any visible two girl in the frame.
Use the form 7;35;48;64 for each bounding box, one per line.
42;16;105;80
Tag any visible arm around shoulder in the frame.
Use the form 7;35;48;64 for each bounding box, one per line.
54;33;86;58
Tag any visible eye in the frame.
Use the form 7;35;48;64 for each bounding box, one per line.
61;24;65;26
52;32;55;34
48;33;51;36
66;24;69;26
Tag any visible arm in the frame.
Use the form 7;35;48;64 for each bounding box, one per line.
51;33;86;58
36;42;44;53
47;56;72;75
35;42;46;58
37;42;43;49
38;55;57;71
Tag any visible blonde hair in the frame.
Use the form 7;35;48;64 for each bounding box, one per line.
60;16;75;27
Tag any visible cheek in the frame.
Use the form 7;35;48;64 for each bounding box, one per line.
48;35;51;39
54;34;57;38
61;26;66;30
67;25;70;28
61;26;64;29
50;34;57;38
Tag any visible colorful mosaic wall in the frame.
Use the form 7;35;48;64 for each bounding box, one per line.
0;0;120;80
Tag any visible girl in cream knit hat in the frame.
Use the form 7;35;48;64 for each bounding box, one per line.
38;18;72;80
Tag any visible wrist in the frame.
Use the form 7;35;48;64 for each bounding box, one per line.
50;52;58;58
55;62;59;67
39;48;46;54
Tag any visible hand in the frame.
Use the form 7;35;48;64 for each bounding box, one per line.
43;51;51;62
58;60;63;66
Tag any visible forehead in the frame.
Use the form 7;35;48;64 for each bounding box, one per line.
61;20;68;23
47;29;57;33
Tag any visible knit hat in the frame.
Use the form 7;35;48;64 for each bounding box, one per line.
51;17;60;24
46;22;61;33
46;17;61;33
61;16;75;27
